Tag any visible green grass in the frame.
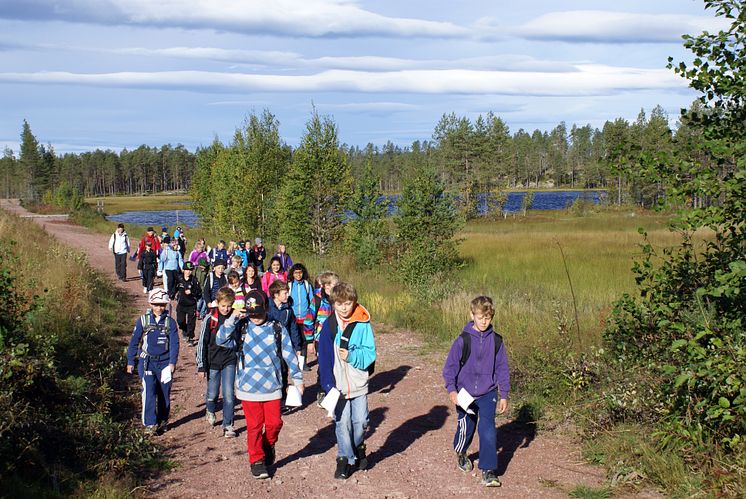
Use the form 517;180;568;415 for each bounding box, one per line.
85;193;191;214
568;484;612;499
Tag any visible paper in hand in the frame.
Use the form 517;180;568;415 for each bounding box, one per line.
320;387;341;417
285;385;303;407
160;367;172;384
457;388;475;414
298;354;305;371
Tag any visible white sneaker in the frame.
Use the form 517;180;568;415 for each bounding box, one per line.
206;411;217;426
143;287;148;294
224;425;236;437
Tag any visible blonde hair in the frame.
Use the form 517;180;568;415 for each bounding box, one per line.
231;255;243;266
216;286;236;304
470;295;495;317
316;271;340;288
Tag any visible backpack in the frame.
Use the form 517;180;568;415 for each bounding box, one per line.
139;310;171;355
324;313;375;374
457;331;503;379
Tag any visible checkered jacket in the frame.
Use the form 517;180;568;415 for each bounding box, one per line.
221;319;303;401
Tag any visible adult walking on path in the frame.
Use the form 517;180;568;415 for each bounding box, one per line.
108;223;130;281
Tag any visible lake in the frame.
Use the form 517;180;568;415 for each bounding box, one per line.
107;190;607;228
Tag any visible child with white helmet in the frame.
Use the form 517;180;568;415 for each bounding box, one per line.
126;288;180;435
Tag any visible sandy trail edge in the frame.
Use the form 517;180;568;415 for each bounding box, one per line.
1;199;611;498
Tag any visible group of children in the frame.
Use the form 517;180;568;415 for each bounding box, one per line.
125;227;510;487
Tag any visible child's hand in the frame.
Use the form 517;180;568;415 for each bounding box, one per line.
298;383;305;395
339;348;349;361
307;343;315;355
198;372;206;379
449;391;458;406
497;398;509;414
168;363;176;374
126;365;134;374
185;289;191;295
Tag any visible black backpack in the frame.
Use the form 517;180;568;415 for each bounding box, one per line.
324;313;375;374
457;331;503;379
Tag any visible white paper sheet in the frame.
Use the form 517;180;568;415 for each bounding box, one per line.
160;367;172;384
285;385;303;407
298;354;305;371
320;387;341;417
457;388;475;414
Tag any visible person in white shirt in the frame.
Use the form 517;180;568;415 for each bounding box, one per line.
108;223;131;281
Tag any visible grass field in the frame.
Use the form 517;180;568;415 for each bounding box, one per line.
85;193;191;214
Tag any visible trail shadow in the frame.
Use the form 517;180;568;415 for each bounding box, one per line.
366;405;449;470
274;406;387;468
368;365;411;394
169;408;205;430
496;405;537;475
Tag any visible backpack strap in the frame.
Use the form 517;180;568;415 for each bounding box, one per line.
457;331;503;378
272;320;283;357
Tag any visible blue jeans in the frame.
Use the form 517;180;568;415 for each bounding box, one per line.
334;394;368;464
453;392;498;471
206;363;236;428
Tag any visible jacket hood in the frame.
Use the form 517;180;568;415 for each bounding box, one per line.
344;304;370;325
462;321;494;338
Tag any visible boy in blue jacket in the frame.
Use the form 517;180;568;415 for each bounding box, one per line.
126;289;180;435
318;282;376;480
442;295;510;487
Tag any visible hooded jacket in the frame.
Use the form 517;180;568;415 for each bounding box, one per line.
268;298;301;352
442;322;510;400
318;304;376;400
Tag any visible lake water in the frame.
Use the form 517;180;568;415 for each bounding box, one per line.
107;190;606;228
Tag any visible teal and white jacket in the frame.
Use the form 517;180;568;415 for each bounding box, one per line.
217;316;303;402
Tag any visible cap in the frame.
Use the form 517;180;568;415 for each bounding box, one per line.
162;225;168;232
183;261;195;271
198;257;208;267
148;288;169;304
213;258;227;268
245;289;267;317
238;240;245;246
255;237;262;245
162;236;171;244
147;226;154;232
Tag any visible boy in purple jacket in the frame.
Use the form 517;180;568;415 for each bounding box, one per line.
442;295;510;488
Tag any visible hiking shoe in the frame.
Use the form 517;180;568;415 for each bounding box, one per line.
206;411;217;427
157;420;169;434
264;444;275;466
457;453;472;472
334;457;349;480
223;425;236;438
316;390;326;408
481;470;501;487
355;443;368;470
144;425;158;435
251;460;269;479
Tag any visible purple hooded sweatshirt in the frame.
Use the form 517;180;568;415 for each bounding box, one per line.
442;322;510;399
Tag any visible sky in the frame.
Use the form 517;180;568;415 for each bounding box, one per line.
0;0;726;154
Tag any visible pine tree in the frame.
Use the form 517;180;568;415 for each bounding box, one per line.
346;159;389;268
19;120;43;200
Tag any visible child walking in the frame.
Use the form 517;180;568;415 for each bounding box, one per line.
175;261;202;346
304;271;339;403
221;289;304;479
442;295;510;488
196;287;240;437
137;239;158;294
289;263;313;371
126;289;180;435
261;255;287;295
318;282;376;479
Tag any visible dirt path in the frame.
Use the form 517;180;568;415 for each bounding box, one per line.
2;200;607;498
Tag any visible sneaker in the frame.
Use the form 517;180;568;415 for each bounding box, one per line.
144;425;158;435
334;457;349;480
316;390;326;408
223;425;236;438
457;453;472;472
206;411;217;427
264;444;275;466
158;420;169;434
481;470;501;487
251;460;269;479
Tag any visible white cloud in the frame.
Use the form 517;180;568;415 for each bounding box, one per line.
322;102;420;112
0;64;687;96
0;0;468;38
508;10;731;43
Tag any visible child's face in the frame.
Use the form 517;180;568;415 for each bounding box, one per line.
151;303;167;317
471;311;494;332
323;280;338;295
271;260;281;272
274;289;289;304
246;267;255;278
249;314;267;325
184;269;192;278
214;265;225;276
278;244;286;253
292;269;303;281
218;299;234;316
335;300;355;320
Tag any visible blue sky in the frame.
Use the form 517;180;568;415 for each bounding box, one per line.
0;0;725;154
